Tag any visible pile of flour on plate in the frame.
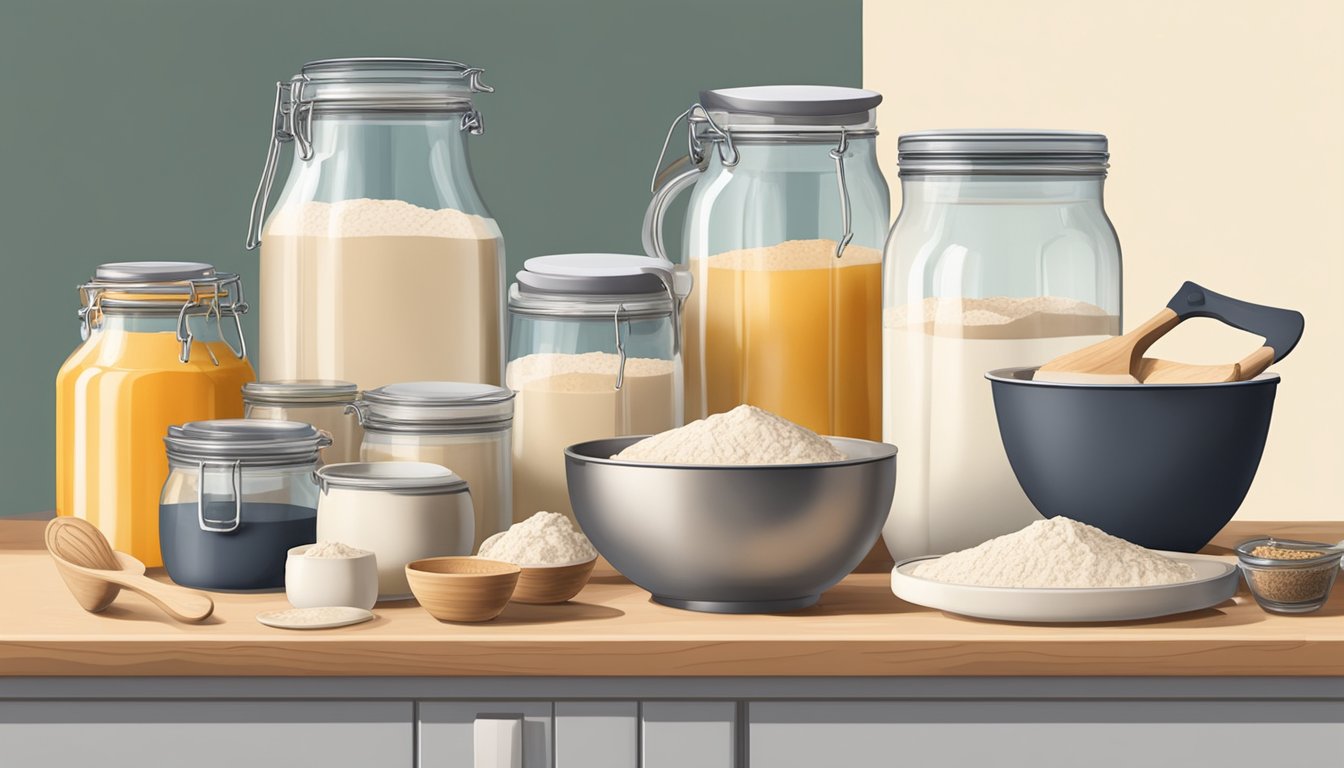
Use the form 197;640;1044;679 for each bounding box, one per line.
913;517;1196;588
478;511;596;565
613;404;846;465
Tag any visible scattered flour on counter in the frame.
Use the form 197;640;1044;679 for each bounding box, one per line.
912;517;1197;588
614;404;846;465
478;511;597;565
304;541;370;559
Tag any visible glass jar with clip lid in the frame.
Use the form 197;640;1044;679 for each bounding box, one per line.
245;57;505;390
506;253;688;527
55;261;255;567
160;419;330;590
643;86;890;439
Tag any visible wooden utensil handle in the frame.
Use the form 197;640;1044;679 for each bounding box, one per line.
1236;346;1276;381
107;573;214;622
1126;307;1182;359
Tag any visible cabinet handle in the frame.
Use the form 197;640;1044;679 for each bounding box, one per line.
474;715;523;768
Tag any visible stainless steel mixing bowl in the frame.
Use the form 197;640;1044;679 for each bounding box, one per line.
564;436;897;613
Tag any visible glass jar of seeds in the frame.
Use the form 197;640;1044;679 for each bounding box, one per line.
1236;537;1344;614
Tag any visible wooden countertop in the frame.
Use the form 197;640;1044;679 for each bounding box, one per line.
2;519;1342;677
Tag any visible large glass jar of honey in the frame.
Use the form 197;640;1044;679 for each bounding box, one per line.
55;262;255;566
643;86;889;439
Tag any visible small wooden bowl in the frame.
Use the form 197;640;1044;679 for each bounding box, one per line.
511;557;598;604
405;557;520;622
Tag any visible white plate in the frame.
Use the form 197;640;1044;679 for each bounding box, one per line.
891;553;1239;623
256;606;375;630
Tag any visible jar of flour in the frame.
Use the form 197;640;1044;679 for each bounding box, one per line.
506;254;688;528
883;131;1122;560
244;58;504;390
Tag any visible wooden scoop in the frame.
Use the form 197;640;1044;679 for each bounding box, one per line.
1035;281;1304;385
46;517;214;623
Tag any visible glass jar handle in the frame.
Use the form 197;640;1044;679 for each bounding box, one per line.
197;461;242;534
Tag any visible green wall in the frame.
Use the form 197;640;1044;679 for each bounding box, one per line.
0;0;862;515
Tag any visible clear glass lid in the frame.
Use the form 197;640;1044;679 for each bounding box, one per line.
293;57;493;110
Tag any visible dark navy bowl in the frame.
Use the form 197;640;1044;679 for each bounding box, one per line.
987;366;1279;552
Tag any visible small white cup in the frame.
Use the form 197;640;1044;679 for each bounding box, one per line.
285;544;379;610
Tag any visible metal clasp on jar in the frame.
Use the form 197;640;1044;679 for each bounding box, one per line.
196;460;243;534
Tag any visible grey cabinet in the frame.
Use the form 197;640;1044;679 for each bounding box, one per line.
418;700;552;768
747;700;1344;768
642;701;737;768
0;700;413;768
555;701;638;768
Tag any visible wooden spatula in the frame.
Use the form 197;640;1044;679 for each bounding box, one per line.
1034;281;1303;385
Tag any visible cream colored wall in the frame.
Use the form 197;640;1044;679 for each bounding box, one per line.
864;0;1343;520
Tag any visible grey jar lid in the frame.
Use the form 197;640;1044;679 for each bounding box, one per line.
358;381;515;433
897;130;1109;176
95;261;218;283
316;461;468;495
701;85;883;118
243;379;359;406
510;254;682;318
164;419;331;463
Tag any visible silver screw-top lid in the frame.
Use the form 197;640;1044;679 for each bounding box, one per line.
316;461;469;495
897;130;1109;176
164;419;331;464
243;379;359;406
357;381;514;434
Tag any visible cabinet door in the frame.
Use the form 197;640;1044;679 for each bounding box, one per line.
643;701;737;768
0;700;413;768
749;701;1344;768
555;701;637;768
418;701;551;768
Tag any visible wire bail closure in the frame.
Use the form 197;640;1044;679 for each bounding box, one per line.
244;64;494;250
647;104;860;261
77;273;249;365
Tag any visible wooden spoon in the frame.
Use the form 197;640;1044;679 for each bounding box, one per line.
1136;346;1276;384
45;517;214;622
1034;281;1303;385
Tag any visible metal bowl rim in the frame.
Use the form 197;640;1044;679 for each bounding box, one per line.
564;435;898;470
985;366;1281;391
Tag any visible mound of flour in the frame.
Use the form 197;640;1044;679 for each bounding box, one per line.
614;404;845;465
478;511;596;565
912;517;1196;588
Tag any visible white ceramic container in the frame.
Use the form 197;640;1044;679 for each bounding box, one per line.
284;543;379;610
316;462;475;600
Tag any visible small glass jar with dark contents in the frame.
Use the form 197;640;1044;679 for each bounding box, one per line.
160;420;330;590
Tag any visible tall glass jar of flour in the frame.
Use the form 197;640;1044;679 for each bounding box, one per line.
354;382;514;553
507;254;687;527
644;86;889;439
883;131;1122;559
246;58;504;390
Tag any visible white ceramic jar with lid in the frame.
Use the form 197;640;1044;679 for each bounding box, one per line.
506;254;687;527
316;461;474;600
883;130;1122;560
355;382;513;552
243;379;362;464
